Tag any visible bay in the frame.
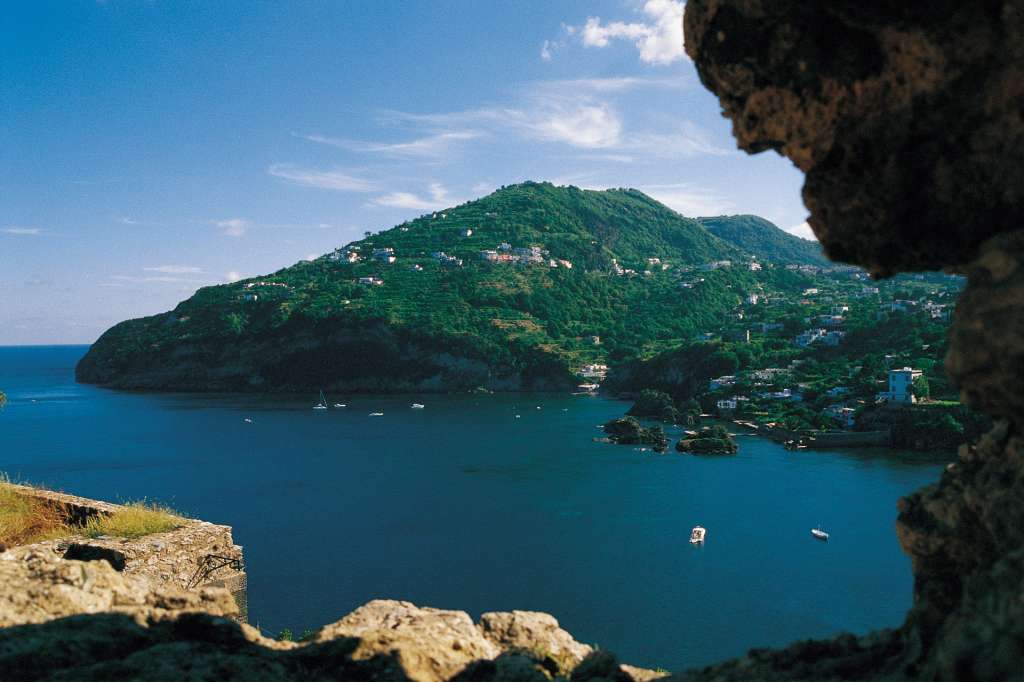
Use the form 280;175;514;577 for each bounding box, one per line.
0;345;948;670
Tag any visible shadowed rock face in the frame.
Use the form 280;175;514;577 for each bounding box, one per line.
685;1;1024;277
685;1;1024;679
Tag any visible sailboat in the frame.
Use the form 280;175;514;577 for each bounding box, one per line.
313;390;328;410
811;525;829;541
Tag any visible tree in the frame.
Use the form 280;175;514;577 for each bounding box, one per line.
912;374;930;400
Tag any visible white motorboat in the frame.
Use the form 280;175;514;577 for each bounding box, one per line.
333;403;347;408
689;526;706;544
811;526;829;541
411;403;425;409
369;412;384;417
313;390;328;410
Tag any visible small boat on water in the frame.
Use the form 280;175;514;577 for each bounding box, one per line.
369;412;384;417
689;526;707;544
411;403;425;409
313;390;329;410
811;526;829;541
333;403;347;408
243;418;253;424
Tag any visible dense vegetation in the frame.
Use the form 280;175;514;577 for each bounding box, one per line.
676;425;738;455
77;182;826;392
698;215;830;266
602;417;669;452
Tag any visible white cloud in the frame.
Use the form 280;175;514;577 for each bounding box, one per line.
225;271;244;283
268;164;377;192
144;265;203;274
372;182;453;211
530;102;622;148
2;227;42;235
576;0;687;65
637;183;733;217
299;131;480;159
118;217;139;225
540;39;560;61
786;221;818;241
216;218;248;237
386;98;623;150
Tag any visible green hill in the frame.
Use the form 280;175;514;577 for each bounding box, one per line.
76;182;790;392
697;215;828;266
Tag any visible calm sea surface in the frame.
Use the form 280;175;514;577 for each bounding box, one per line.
0;345;949;670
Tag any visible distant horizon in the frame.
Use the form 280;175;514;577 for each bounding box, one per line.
2;2;811;345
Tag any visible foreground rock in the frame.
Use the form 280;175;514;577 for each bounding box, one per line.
0;551;659;681
602;417;670;453
675;426;738;455
685;0;1024;678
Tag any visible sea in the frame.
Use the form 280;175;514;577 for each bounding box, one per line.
0;345;950;671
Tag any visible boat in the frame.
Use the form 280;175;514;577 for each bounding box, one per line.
333;403;347;408
811;526;829;541
243;418;253;424
369;412;384;417
689;526;707;544
313;390;328;410
411;403;425;409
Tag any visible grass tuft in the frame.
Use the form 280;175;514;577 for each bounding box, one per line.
83;501;184;539
0;475;70;546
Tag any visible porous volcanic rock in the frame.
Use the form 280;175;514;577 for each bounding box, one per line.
684;0;1024;678
684;1;1024;276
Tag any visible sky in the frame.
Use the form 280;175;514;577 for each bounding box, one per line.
0;1;811;345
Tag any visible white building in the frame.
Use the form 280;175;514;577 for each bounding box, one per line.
795;329;826;347
883;367;923;403
358;276;384;286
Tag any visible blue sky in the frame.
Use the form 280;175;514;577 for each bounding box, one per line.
1;1;809;345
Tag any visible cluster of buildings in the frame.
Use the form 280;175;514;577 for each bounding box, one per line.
478;244;546;265
431;251;464;268
794;328;845;347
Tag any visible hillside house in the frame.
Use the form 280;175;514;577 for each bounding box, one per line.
823;404;857;428
709;375;737;390
748;261;762;271
372;248;396;264
795;329;826;347
358;276;384;286
880;367;923;403
461;228;473;237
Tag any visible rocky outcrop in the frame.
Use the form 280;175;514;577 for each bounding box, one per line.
684;1;1024;277
675;426;738;455
0;552;657;682
602;417;670;452
685;0;1024;678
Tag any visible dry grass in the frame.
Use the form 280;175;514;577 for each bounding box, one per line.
83;501;184;539
0;477;70;546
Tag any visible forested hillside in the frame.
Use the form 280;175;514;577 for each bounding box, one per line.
77;182;828;392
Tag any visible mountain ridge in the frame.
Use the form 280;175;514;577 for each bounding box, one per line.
76;182;824;392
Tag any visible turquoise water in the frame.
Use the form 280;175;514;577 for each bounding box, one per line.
0;345;948;670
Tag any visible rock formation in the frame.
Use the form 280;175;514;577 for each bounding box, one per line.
0;548;655;681
683;1;1024;678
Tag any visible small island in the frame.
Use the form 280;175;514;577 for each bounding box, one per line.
675;425;738;455
602;416;669;453
625;389;700;426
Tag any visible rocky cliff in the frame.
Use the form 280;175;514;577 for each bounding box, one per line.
683;1;1024;678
